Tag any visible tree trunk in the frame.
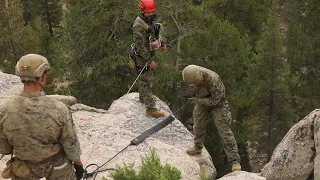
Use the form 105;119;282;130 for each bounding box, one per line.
267;34;277;159
45;0;54;36
171;12;182;71
170;13;183;118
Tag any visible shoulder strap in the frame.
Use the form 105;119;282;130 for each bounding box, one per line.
136;16;150;30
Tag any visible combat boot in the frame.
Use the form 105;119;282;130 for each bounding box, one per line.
146;108;165;118
231;162;241;171
186;146;202;155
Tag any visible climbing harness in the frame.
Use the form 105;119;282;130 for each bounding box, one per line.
128;18;164;71
83;17;182;178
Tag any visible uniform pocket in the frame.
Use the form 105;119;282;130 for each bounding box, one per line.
48;159;74;180
11;158;31;177
1;158;14;179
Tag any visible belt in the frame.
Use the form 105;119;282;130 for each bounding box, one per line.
28;149;65;165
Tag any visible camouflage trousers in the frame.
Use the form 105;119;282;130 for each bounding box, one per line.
136;70;155;109
193;99;240;163
13;156;75;180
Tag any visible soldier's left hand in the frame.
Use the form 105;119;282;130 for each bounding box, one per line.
188;97;200;104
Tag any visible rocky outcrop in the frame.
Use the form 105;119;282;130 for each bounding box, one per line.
314;111;320;180
246;141;268;173
2;71;319;180
217;171;265;180
0;72;22;101
46;95;77;107
0;72;216;180
261;109;319;180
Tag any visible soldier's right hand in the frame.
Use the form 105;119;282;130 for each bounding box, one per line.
149;61;157;70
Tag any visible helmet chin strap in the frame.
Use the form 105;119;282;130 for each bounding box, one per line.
37;74;46;90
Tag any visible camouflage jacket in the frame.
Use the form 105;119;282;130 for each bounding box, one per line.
190;67;226;107
132;14;164;68
0;92;81;162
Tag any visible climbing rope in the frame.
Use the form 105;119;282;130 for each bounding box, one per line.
83;144;131;180
126;62;148;94
82;101;189;179
172;101;189;115
83;57;190;179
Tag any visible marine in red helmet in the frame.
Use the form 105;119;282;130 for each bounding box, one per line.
139;0;156;13
131;0;167;118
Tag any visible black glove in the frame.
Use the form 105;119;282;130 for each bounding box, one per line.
74;164;85;180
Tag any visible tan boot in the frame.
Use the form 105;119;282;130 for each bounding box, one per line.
186;146;202;155
146;108;165;118
231;162;241;171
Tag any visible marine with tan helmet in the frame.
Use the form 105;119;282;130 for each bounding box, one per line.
0;54;84;180
182;64;242;172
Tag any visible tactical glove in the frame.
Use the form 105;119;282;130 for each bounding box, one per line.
74;164;84;180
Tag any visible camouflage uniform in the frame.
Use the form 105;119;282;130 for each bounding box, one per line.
132;14;158;109
189;67;241;163
0;92;81;179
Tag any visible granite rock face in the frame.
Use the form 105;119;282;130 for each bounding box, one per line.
0;72;216;180
261;109;319;180
217;171;266;180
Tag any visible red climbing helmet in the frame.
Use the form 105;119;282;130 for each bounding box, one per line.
139;0;156;13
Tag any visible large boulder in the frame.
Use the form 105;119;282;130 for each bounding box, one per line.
246;141;268;173
315;111;320;179
261;109;319;180
46;95;77;106
0;72;22;101
0;72;216;180
217;171;265;180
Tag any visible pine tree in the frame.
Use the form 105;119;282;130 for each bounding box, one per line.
211;0;269;44
287;0;320;118
0;0;40;73
64;0;137;108
249;0;295;159
20;0;62;37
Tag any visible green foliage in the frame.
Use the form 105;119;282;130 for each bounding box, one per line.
211;0;269;47
109;164;138;180
200;171;208;180
248;0;296;158
2;0;319;178
0;0;40;73
21;0;63;36
109;150;182;180
287;0;320;118
63;0;137;108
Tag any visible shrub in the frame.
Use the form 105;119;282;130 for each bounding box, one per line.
109;150;182;180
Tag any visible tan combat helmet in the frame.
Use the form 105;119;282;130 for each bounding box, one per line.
182;65;203;86
15;54;51;83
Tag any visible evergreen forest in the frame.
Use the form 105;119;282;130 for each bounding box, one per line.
1;0;319;177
